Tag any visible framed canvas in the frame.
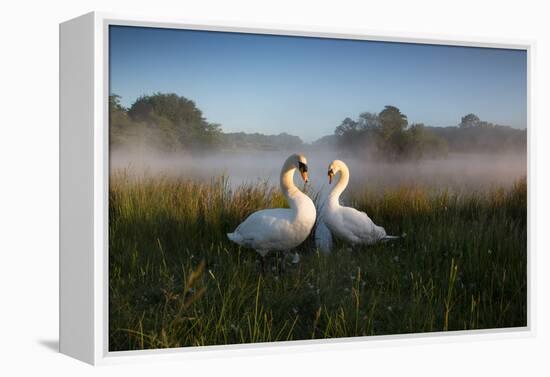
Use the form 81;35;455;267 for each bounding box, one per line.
60;11;534;365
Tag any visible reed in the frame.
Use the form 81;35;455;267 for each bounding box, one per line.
109;170;527;351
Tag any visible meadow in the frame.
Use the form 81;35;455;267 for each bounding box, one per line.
109;170;527;351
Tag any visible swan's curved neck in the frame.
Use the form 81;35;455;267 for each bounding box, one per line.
280;164;301;208
329;163;349;207
279;155;315;225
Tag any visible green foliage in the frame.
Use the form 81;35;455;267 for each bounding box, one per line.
334;106;448;161
459;113;501;130
334;108;526;160
429;113;526;153
408;123;450;159
109;173;527;350
110;93;222;151
222;132;303;151
110;92;526;158
379;105;408;138
460;113;481;128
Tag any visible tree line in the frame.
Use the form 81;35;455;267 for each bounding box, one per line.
332;107;526;160
333;106;449;161
110;93;304;152
110;93;526;159
427;114;526;154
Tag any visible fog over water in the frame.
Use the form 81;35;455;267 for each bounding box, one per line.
111;148;526;197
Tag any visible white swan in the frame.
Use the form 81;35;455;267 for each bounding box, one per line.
227;153;316;268
314;215;333;255
316;159;397;251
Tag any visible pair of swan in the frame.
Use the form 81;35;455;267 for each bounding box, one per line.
227;153;394;265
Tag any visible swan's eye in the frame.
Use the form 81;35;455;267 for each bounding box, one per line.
298;161;308;173
328;168;334;176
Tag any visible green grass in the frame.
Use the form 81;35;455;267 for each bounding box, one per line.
109;171;527;351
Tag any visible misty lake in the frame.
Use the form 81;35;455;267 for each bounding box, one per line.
110;149;526;196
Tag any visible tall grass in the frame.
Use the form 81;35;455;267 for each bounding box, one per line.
109;171;527;351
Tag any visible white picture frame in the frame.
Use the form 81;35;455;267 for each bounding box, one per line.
59;11;534;365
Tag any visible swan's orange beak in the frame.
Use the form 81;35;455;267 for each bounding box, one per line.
301;171;309;183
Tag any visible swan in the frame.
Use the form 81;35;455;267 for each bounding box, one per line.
314;215;333;255
227;153;317;270
316;159;397;251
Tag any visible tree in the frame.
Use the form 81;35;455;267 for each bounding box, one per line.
333;105;447;161
408;123;449;159
221;132;303;151
128;93;221;149
379;105;408;139
376;106;408;159
459;113;481;128
109;94;136;148
109;94;126;113
334;117;375;154
357;112;381;130
335;117;360;136
109;93;223;152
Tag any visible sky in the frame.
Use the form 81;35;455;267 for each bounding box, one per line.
109;25;527;142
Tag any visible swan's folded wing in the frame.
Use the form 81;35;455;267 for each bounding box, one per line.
340;207;386;244
233;208;294;248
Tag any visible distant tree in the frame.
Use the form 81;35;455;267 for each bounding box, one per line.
311;134;338;148
335;117;360;136
128;93;221;149
478;120;495;129
376;106;409;159
379;105;408;138
335;117;374;154
428;121;525;153
409;123;449;159
108;93;223;152
334;105;447;161
333;108;524;158
109;94;136;148
459;113;481;128
357;112;381;130
109;94;126;113
221;132;303;151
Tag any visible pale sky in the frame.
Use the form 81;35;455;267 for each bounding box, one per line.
110;25;527;142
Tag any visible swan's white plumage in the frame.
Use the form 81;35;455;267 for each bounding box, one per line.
314;218;333;255
325;204;387;244
227;154;316;257
320;160;391;249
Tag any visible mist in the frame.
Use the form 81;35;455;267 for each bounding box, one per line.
110;147;526;196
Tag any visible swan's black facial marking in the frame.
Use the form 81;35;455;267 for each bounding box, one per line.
298;161;308;173
327;167;335;184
